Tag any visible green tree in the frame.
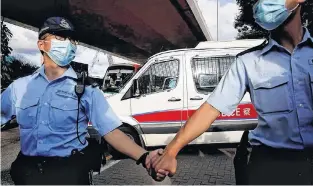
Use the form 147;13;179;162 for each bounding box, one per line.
234;0;313;39
1;55;39;90
1;21;39;91
1;19;13;90
10;55;39;80
1;19;13;57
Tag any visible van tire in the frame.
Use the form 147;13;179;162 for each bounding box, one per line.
108;126;141;159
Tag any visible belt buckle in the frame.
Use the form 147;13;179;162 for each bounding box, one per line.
37;163;44;174
71;149;84;157
304;148;313;162
71;149;79;156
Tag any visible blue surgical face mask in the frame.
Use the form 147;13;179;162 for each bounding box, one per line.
44;39;77;67
253;0;300;31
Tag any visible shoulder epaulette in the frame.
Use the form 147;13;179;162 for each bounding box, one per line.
32;67;41;75
236;39;269;57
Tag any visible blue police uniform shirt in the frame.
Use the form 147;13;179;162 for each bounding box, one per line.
207;27;313;150
1;65;122;157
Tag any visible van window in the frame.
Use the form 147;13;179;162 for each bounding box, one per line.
191;56;235;93
138;60;179;95
102;66;136;93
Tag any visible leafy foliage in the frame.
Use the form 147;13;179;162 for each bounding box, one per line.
1;19;13;57
234;0;313;39
1;21;38;91
1;55;39;91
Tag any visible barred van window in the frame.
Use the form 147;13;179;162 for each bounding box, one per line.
191;56;235;94
138;60;179;95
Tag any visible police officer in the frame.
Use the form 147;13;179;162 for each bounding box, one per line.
149;0;313;184
0;17;167;185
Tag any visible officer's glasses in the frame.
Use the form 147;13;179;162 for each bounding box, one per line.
42;34;79;45
54;35;79;45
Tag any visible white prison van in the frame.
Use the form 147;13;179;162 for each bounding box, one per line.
101;39;265;151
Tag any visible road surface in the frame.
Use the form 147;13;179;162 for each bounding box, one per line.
1;128;236;185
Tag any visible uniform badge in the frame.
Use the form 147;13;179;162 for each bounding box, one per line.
60;19;71;29
56;90;77;99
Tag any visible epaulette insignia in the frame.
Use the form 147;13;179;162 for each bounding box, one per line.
32;67;41;75
236;39;269;57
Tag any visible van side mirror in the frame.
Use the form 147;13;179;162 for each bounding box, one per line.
132;79;140;97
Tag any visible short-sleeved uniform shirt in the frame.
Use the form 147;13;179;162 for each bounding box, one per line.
207;28;313;149
1;65;122;157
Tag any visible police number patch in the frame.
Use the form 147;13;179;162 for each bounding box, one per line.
56;90;77;99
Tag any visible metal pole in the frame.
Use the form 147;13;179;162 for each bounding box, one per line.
217;0;218;41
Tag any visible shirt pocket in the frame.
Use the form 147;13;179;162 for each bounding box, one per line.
252;76;293;115
15;98;40;129
49;99;78;132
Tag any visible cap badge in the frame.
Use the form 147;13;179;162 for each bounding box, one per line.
60;19;71;29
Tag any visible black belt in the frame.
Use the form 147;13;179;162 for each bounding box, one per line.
251;145;313;160
17;148;86;163
10;149;92;185
234;131;313;185
15;138;105;174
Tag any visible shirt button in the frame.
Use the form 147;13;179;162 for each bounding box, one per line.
299;104;303;108
39;140;43;144
44;102;48;106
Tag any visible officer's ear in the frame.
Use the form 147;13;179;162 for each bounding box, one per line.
37;39;45;52
38;33;50;53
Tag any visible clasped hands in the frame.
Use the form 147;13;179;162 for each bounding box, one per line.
144;149;177;182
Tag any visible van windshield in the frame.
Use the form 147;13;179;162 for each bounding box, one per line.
102;66;135;93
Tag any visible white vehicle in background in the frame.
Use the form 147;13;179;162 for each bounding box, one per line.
101;63;142;97
93;39;265;156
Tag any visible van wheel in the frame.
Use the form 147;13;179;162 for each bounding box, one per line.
108;126;141;159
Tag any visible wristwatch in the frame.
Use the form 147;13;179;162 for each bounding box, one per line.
136;152;149;168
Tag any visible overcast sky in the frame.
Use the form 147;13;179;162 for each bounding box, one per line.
5;0;239;78
197;0;239;41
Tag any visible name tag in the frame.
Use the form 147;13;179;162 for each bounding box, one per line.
56;90;77;99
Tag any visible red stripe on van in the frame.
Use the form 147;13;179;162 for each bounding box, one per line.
133;110;182;123
186;103;257;120
133;103;257;123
